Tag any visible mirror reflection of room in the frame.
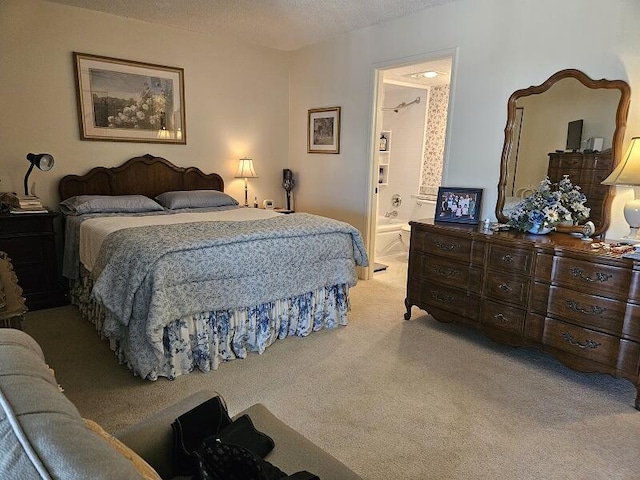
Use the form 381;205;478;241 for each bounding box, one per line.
498;69;630;237
507;77;619;199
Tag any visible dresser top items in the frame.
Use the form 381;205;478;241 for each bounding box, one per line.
410;218;635;261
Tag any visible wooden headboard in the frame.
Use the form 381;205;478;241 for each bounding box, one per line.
59;154;225;201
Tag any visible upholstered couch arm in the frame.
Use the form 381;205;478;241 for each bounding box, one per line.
0;329;146;480
243;403;362;480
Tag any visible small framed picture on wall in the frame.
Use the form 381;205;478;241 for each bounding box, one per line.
434;187;483;225
308;107;341;154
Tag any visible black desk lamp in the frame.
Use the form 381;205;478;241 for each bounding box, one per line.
24;153;54;196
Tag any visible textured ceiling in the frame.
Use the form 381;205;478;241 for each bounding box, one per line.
46;0;454;51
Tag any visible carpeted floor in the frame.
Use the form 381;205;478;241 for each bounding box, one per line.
24;277;640;480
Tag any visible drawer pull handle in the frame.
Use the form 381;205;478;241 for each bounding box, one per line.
435;240;461;251
498;283;512;292
494;313;509;323
501;254;514;263
566;299;606;316
569;267;612;283
561;332;601;350
431;265;458;277
431;291;455;304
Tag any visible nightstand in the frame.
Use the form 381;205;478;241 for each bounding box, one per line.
0;212;67;310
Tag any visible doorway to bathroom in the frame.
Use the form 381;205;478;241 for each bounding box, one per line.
370;53;454;286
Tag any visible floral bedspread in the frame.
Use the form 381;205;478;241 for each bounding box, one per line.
72;278;352;380
85;212;367;379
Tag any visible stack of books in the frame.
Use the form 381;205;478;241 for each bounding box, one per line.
2;194;48;214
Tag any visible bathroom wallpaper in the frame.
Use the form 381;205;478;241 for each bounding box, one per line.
419;84;450;198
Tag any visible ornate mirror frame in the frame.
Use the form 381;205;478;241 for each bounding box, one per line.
495;68;631;236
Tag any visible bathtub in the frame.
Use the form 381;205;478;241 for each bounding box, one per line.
375;199;437;259
375;216;410;258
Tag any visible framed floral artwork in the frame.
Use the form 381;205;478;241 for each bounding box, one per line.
434;187;483;225
308;107;341;153
73;52;186;144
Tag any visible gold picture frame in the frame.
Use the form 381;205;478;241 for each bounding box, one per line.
307;107;341;154
73;52;186;144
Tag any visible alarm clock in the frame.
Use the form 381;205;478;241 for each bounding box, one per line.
262;199;274;209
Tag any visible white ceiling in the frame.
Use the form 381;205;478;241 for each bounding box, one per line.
383;57;453;87
46;0;455;51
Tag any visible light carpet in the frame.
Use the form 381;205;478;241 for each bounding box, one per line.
23;278;640;479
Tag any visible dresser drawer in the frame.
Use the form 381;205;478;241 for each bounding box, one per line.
411;227;483;263
12;262;52;293
408;281;480;321
481;299;525;335
0;236;46;266
548;256;630;299
409;252;483;294
488;245;533;274
484;272;530;307
543;318;619;367
581;168;614;187
545;285;625;335
0;214;55;235
548;154;613;170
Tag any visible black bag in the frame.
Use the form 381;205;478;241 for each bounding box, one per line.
194;437;286;480
217;414;275;458
194;438;319;480
171;396;233;475
172;396;319;480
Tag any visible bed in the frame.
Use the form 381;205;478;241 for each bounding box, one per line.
59;154;368;380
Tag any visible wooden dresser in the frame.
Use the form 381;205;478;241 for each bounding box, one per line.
547;151;613;227
405;219;640;409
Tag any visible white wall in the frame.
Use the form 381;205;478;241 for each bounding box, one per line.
289;0;640;240
0;0;291;209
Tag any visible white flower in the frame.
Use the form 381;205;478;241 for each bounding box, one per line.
545;208;559;222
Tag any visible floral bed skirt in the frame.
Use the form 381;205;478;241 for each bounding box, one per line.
70;277;351;380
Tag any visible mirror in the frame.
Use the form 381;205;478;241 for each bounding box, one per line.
496;69;630;236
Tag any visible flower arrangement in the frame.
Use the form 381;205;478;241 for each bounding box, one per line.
508;176;590;233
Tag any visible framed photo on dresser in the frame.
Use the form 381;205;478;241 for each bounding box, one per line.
434;187;483;224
